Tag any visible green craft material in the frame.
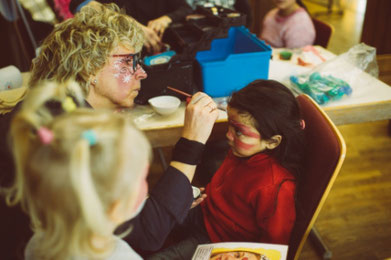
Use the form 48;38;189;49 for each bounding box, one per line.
279;51;292;60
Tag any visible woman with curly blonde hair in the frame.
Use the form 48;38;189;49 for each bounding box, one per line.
29;3;146;109
6;81;152;259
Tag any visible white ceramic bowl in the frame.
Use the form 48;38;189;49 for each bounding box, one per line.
148;95;181;116
192;186;201;199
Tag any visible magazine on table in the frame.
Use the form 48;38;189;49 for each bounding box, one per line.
192;242;288;260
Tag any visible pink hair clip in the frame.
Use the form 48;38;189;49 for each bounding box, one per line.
37;127;54;145
300;119;306;130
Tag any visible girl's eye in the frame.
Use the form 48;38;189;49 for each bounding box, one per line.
234;128;243;136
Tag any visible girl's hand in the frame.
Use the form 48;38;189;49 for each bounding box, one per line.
191;187;207;209
182;92;219;144
147;15;172;39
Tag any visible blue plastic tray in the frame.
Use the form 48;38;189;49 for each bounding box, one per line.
196;26;272;97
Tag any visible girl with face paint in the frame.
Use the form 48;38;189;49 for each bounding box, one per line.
149;80;305;260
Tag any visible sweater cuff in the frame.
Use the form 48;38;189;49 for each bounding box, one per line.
150;166;193;223
172;137;205;165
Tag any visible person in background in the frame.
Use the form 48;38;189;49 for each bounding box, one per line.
69;0;193;54
1;4;219;258
260;0;315;48
0;0;55;71
5;81;153;259
19;0;56;24
148;80;305;259
186;0;252;28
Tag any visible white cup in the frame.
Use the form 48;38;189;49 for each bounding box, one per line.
0;65;23;91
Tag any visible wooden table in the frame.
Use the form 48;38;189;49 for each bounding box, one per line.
19;48;391;148
133;47;391;148
129;102;228;148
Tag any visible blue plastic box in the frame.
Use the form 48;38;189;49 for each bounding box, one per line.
195;26;272;97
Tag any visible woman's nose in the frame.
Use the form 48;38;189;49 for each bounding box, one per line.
134;65;147;80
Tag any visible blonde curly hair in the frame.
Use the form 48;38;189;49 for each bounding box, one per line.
29;3;145;96
6;81;151;259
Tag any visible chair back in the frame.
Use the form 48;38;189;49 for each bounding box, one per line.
288;94;346;260
312;17;334;48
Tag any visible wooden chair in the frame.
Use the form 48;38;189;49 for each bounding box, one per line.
287;94;346;260
312;17;334;48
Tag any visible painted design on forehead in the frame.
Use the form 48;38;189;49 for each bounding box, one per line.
229;119;260;138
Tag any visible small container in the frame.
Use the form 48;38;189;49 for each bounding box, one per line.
148;95;181;116
192;186;201;199
0;65;23;91
279;51;293;60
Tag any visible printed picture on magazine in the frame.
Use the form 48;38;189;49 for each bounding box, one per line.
192;242;288;260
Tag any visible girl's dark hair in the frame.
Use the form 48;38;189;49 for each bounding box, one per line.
228;79;305;177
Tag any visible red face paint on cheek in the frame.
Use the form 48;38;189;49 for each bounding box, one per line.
230;120;260;139
233;136;256;151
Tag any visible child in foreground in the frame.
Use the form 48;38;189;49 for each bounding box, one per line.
5;82;151;259
148;79;305;259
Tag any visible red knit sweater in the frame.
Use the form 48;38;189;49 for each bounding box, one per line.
201;150;296;244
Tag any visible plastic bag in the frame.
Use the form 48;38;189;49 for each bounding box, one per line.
290;43;379;105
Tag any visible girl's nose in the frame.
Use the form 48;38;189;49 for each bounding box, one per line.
226;129;234;141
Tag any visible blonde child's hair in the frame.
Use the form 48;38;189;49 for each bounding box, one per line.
29;3;145;96
5;81;151;259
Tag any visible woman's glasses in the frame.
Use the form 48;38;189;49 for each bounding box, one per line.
111;52;142;74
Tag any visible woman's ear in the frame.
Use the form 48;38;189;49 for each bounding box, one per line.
265;135;282;150
90;77;97;87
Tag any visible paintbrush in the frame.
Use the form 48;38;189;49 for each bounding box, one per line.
166;86;227;111
167;86;192;98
